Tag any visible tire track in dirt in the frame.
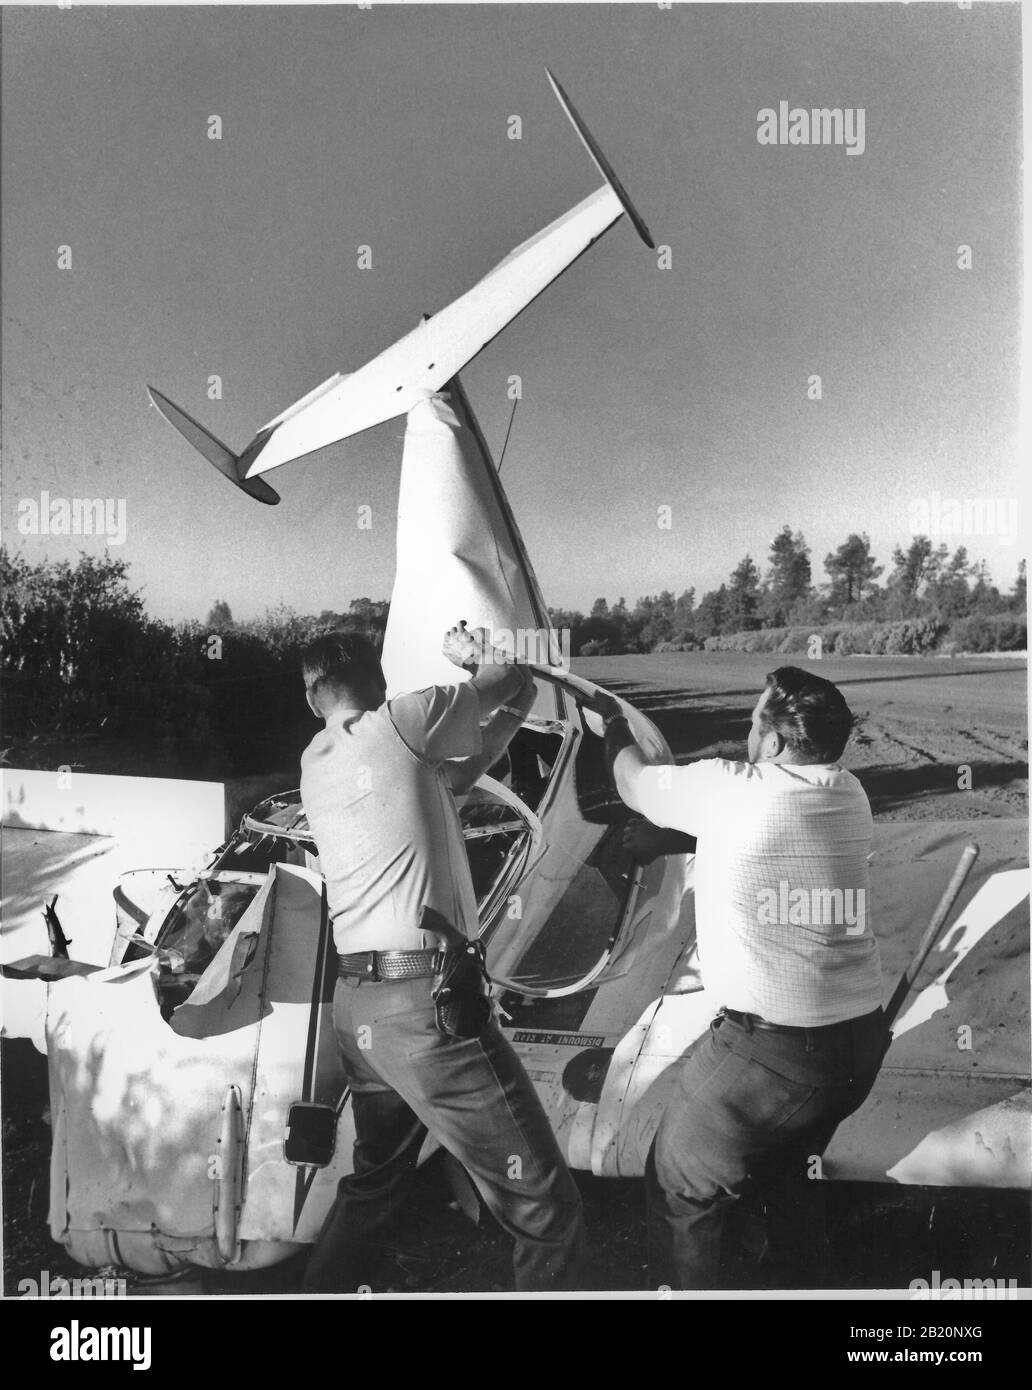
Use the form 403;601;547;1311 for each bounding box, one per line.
850;709;1027;820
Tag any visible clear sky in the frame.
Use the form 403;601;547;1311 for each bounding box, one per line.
2;2;1023;623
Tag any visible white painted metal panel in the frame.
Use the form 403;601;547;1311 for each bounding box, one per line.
381;380;566;721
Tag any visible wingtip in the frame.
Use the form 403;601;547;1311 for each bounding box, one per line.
637;223;657;253
147;383;281;505
546;66;655;251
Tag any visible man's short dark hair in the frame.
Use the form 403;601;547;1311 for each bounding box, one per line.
301;631;384;700
760;666;855;763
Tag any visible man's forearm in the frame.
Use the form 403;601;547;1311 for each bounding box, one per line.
442;622;533;719
469;659;533;720
446;747;497;797
447;687;535;795
604;715;650;813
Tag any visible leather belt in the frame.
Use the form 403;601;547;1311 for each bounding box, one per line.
720;1006;881;1037
337;949;442;983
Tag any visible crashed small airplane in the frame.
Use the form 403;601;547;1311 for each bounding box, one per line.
3;72;1028;1280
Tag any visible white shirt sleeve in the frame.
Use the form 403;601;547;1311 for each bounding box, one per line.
625;758;733;837
388;684;483;764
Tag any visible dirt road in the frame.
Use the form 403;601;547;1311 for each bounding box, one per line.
577;652;1028;821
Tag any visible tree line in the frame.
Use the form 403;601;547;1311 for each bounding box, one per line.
1;534;1025;778
0;550;389;778
548;528;1026;655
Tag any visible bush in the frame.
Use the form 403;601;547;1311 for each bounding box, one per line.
995;618;1027;651
606;609;1025;660
880;618;946;655
0;550;392;777
832;623;878;656
775;628;813;655
704;625;847;656
703;627;789;653
865;625;886;654
946;614;1027;654
579;639;610;657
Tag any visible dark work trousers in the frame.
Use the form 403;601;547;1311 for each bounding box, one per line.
301;976;585;1293
646;1007;885;1290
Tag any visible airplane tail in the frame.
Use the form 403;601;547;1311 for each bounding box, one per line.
152;70;654;491
146;386;280;505
545;68;654;249
234;71;654;483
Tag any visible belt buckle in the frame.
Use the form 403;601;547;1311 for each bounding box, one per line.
367;952;382;983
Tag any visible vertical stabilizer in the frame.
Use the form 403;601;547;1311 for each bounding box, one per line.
381;379;566;722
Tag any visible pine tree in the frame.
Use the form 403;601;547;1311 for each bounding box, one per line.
727;555;762;631
824;533;883;613
762;526;811;626
205;600;233;629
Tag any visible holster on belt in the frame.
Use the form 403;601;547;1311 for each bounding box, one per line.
418;905;492;1041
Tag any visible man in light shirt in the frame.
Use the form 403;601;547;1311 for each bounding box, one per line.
299;626;584;1293
593;665;885;1289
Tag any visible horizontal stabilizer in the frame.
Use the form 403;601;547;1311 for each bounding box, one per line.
545;68;655;249
147;387;280;504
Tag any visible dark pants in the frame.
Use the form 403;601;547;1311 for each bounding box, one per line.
646;1007;885;1290
302;976;585;1293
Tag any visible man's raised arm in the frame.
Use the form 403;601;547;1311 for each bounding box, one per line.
586;689;697;853
445;675;537;797
439;622;536;796
441;622;535;718
586;689;653;814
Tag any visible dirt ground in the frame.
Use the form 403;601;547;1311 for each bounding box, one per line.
2;651;1028;1296
577;651;1028;822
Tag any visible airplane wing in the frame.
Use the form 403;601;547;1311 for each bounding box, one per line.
148;71;653;495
